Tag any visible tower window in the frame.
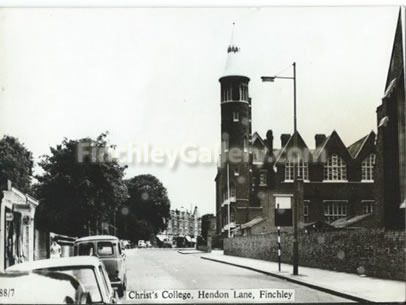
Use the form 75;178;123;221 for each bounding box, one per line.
361;154;375;181
234;168;240;176
239;86;243;101
223;87;232;102
243;137;248;152
259;170;267;186
239;84;248;101
223;139;229;152
233;112;239;122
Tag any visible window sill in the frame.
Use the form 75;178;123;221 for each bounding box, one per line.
283;179;310;183
322;180;349;183
361;180;374;183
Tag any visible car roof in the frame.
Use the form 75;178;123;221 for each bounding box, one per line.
1;271;86;304
7;256;101;271
75;235;119;242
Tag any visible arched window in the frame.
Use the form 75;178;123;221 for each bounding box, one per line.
222;87;232;102
362;153;376;181
324;154;347;181
285;159;309;181
239;84;248;101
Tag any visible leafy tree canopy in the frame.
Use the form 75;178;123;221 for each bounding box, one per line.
119;174;170;241
0;135;33;194
35;132;128;237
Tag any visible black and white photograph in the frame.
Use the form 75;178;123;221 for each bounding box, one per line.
0;3;405;304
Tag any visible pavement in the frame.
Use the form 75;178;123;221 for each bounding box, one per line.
178;249;204;254
200;250;406;303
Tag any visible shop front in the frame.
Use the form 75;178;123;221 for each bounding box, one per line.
0;184;38;271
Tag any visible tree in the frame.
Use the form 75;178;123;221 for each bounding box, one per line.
0;135;33;194
35;132;128;237
120;174;170;241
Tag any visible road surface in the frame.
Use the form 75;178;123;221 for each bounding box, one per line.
121;248;352;303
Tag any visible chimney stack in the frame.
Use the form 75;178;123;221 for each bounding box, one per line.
315;134;327;148
266;130;273;152
281;134;291;148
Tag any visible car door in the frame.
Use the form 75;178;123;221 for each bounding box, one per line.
116;242;126;282
96;241;119;282
97;264;116;303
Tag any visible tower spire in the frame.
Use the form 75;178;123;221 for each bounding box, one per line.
227;22;240;54
222;22;247;79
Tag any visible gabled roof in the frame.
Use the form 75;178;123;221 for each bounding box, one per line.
347;131;375;159
347;135;368;158
313;130;352;160
251;132;266;148
274;131;310;164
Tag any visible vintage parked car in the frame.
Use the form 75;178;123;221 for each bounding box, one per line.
137;240;146;248
7;256;117;304
0;270;90;304
74;235;127;297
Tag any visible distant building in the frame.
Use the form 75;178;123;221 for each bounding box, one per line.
164;207;202;239
375;10;406;229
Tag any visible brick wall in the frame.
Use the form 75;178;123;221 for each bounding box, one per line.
224;229;405;281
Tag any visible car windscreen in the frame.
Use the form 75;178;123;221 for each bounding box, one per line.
37;266;102;303
97;242;114;256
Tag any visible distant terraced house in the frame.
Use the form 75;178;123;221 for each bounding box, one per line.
162;207;202;243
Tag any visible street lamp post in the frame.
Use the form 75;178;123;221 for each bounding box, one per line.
261;62;299;275
227;163;231;238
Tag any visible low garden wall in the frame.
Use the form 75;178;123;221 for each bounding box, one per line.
224;229;405;281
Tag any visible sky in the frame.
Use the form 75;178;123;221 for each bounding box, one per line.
0;7;400;215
